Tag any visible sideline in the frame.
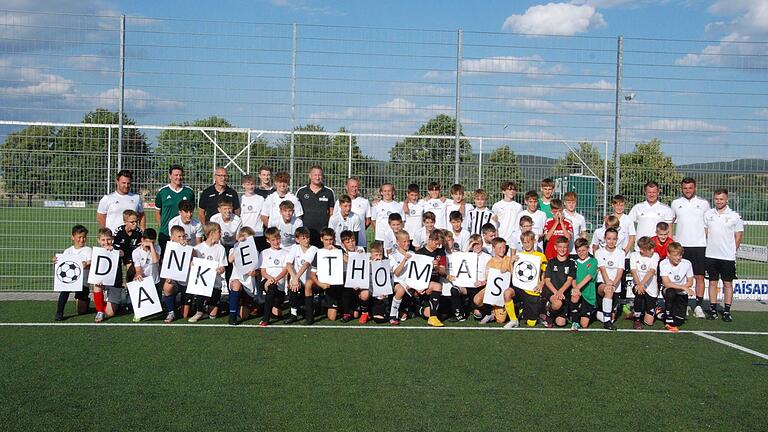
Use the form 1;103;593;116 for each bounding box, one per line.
693;331;768;361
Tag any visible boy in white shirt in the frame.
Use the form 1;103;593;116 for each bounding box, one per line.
210;200;242;250
259;227;290;326
310;228;344;321
492;181;522;245
629;236;660;330
286;227;318;325
402;183;426;236
481;223;497;255
515;190;547;245
327;195;361;246
239;174;267;251
260;171;304;227
189;222;227;323
53;225;92;321
704;188;744;322
167;200;203;246
411;211;436;250
388;231;413;325
383;213;405;254
372;183;402;242
131;229;161;305
424;181;449;229
659;242;694;332
595;228;626;330
227;226;260;326
268;200;303;249
562;191;587;256
446;184;474;231
448;211;471;252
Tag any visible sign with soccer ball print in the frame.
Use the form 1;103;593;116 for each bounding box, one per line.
483;268;510;307
512;253;541;291
53;253;84;292
87;247;120;286
126;278;163;319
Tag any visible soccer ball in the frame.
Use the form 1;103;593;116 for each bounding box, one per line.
56;261;81;284
515;261;536;282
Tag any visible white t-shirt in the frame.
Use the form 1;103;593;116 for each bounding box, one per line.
268;216;303;249
97;191;144;233
240;194;266;236
167;216;203;246
425;198;450;229
617;213;636;237
467;207;494;236
704;207;744;261
450;229;471;252
515;209;547;237
372;200;402;241
382;230;398;253
132;245;162;285
446;200;474;231
492;199;522;244
61;245;93;287
477;252;492;282
659;258;693;289
193;242;227;289
333;196;370;247
595;247;626;286
411;227;430;250
389;249;409;284
628;201;674;245
286;244;318;284
629;251;660;297
403;200;426;237
210;214;242;248
590;226;630;253
260;192;304;226
564;210;587;254
328;212;362;245
260;247;289;291
672;195;710;247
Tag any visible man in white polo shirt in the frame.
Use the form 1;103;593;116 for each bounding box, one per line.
97;170;145;233
628;180;675;247
704;188;743;322
672;177;711;318
332;176;371;248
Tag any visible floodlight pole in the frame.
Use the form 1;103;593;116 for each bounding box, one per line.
454;29;462;184
290;22;297;191
117;15;126;173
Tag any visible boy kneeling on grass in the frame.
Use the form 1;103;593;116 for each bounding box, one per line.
659;242;694;333
188;222;227;323
53;225;92;321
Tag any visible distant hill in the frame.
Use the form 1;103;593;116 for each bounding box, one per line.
677;159;768;174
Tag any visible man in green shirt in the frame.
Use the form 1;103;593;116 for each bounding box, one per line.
154;164;195;252
571;237;598;331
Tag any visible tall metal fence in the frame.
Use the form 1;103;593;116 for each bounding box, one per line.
0;10;765;290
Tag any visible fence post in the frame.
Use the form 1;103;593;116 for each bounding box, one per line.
454;29;463;184
347;134;353;178
117;15;125;173
246;129;251;174
612;35;623;195
477;137;482;189
213;130;218;174
290;22;297;191
107;127;112;195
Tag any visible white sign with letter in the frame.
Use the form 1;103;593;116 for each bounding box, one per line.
370;260;393;296
53;253;85;292
233;236;259;276
512;253;542;291
483;268;510;307
160;241;194;282
126;278;163;319
87;247;120;286
185;257;219;297
404;254;433;291
316;249;344;285
449;252;478;287
344;252;370;289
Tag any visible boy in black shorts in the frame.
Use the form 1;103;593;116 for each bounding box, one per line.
543;236;576;328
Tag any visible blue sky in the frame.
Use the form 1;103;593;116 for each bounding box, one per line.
0;0;765;162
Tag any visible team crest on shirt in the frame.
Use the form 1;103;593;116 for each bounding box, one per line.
608;261;614;267
248;205;253;210
304;193;310;199
564;267;570;274
674;274;681;281
273;259;280;265
640;264;647;270
432;202;439;208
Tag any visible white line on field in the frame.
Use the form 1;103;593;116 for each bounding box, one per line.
693;331;768;361
0;322;767;336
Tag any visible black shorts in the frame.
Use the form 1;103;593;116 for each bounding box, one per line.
684;247;706;276
577;301;596;319
323;285;343;309
633;292;658;315
74;285;90;301
706;258;736;282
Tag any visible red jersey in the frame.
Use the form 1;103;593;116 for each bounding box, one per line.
652;235;674;260
544;217;573;260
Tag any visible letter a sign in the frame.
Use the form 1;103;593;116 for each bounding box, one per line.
126;278;162;319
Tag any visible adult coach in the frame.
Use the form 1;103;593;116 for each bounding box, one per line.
296;165;335;247
97;169;145;233
198;167;241;223
255;165;276;199
704;188;743;322
155;164;195;251
628;180;675;246
672;177;711;318
333;176;371;248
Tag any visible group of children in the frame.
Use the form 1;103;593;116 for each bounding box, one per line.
53;175;727;333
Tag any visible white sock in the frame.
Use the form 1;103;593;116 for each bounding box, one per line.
290;307;297;316
602;298;613;322
390;298;402;317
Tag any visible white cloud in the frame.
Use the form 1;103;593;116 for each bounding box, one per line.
269;0;337;15
460;55;566;79
506;129;563;141
0;60;75;97
755;108;768;118
639;119;729;133
502;3;606;36
504;98;558;111
309;97;417;122
526;119;552;126
393;83;452;97
560;101;613;112
88;88;184;111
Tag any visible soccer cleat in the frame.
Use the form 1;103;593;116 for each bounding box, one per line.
283;315;300;325
208;312;217;320
603;320;617;331
707;310;719;320
526;319;537;327
665;323;679;333
570;322;581;332
633;320;643;330
258;320;269;327
341;313;353;323
229;314;241;326
164;311;175;324
542;319;554;329
686;306;693;316
54;312;64;322
448;314;467;323
94;312;105;323
132;316;141;323
188;311;204;323
359;312;369;324
479;314;495;324
472;312;484;321
389;317;400;326
427;316;444;327
693;305;706;319
722;312;733;322
305;315;314;326
503;320;519;329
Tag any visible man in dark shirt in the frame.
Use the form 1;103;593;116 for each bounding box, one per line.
296;165;335;247
198;167;240;223
255;165;276;199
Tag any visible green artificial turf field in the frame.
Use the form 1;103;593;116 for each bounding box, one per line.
1;301;766;432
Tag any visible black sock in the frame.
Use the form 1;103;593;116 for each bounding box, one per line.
304;296;313;319
342;289;355;315
429;291;441;316
711;302;718;313
695;296;703;307
56;292;69;315
724;303;731;313
360;298;369;313
263;286;275;322
570;303;580;322
449;288;462;316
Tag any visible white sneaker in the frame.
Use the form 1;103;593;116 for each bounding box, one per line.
686;306;693;316
693;305;706;319
479;314;495;324
503;320;519;329
94;312;105;323
188;311;204;323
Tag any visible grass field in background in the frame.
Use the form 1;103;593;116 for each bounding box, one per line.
0;301;767;432
0;206;766;292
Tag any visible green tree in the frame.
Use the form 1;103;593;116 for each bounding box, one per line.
619;139;681;203
389;114;473;197
481;145;523;201
48;109;150;200
0;125;55;199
